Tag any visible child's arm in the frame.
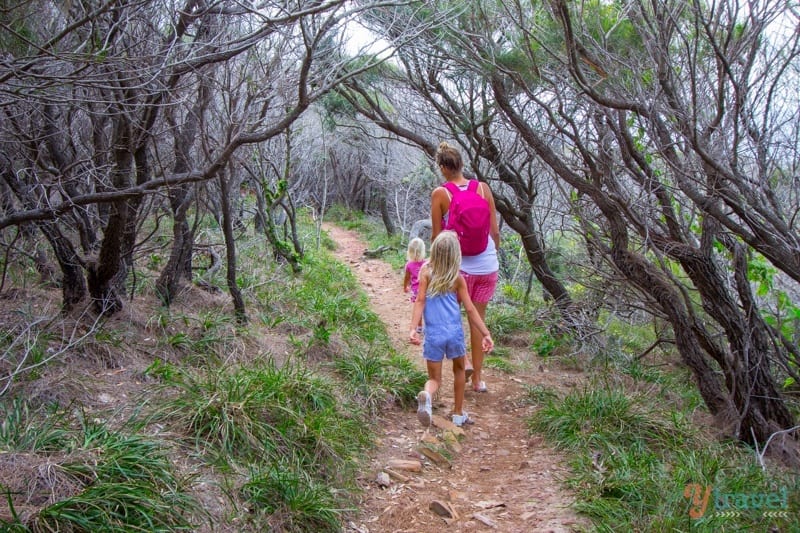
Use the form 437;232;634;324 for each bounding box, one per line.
403;266;411;293
455;276;494;353
409;268;429;345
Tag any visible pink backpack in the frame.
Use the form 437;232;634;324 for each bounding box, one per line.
443;180;491;256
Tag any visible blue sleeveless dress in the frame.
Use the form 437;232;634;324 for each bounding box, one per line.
422;291;466;362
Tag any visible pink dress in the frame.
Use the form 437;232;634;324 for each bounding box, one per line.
405;260;424;302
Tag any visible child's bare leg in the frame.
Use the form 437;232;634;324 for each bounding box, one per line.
425;360;442;397
451;355;466;415
417;360;442;427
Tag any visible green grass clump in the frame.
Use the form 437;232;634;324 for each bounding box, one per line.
146;357;374;530
334;349;426;413
485;303;537;341
528;386;799;531
262;250;389;346
1;407;199;532
522;384;558;405
150;360;369;474
241;455;346;532
0;398;69;452
484;348;515;373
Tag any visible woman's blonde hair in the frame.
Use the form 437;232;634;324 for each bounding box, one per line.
435;141;463;172
426;231;461;295
406;237;426;261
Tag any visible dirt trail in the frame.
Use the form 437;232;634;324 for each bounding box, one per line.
325;224;588;533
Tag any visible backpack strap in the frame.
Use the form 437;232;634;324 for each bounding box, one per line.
442;181;460;198
442;180;482;197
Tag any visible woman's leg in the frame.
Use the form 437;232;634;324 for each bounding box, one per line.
462;271;496;390
469;301;488;390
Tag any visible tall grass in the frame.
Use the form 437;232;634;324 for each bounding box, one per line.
146;357;372;530
286;253;387;343
0;397;69;452
251;236;425;410
334;349;426;414
529;385;799;531
241;455;346;532
0;405;200;532
149;360;369;473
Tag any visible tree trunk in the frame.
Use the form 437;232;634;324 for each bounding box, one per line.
379;194;395;236
610;244;736;418
86;114;136;316
87;198;127;315
218;168;247;324
155;81;210;305
672;232;796;445
1;165;87;311
41;221;87;312
156;186;194;306
501;210;577;319
42;103;98;254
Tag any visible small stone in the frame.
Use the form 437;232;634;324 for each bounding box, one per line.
97;393;114;404
375;472;391;488
385;468;410;482
429;500;459;519
421;434;439;445
442;430;462;452
472;512;497;528
431;414;465;435
386;459;422;472
476;500;505;510
418;446;452;468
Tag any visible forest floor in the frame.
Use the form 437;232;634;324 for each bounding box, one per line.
324;224;591;533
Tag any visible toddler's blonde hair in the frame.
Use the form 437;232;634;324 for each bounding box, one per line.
406;237;426;262
426;231;461;296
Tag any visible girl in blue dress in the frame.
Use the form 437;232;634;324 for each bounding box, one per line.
409;231;494;427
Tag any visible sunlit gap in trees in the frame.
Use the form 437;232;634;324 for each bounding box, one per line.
342;18;395;61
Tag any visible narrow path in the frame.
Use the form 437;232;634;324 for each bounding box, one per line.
325;224;589;533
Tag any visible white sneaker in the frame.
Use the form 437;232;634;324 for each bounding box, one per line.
451;412;473;427
417;391;432;427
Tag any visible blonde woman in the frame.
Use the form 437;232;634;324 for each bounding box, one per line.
431;141;500;393
409;231;494;427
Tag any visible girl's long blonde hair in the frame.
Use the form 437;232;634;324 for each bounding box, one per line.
406;237;426;262
426;231;461;296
